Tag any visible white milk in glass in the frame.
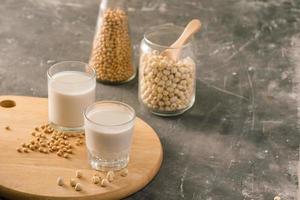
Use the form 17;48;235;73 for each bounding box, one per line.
84;102;135;170
85;110;134;159
48;71;96;128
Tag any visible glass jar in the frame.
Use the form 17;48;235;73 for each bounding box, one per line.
139;24;196;116
89;0;135;84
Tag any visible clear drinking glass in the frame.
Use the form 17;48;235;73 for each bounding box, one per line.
84;101;135;171
139;24;197;116
47;61;96;132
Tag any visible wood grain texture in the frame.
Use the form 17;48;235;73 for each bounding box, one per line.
0;96;163;200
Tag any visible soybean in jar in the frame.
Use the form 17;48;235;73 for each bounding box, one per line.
89;0;135;84
139;24;196;116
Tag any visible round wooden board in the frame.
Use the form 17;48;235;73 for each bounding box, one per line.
0;96;163;200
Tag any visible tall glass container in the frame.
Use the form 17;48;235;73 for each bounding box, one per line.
139;24;197;116
89;0;135;84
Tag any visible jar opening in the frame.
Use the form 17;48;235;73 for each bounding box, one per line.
144;24;193;50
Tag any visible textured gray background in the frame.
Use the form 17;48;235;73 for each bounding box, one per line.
0;0;299;199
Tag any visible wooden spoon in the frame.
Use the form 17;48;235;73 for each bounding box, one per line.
161;19;201;61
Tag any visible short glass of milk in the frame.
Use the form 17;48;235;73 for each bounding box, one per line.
84;101;136;171
47;61;96;132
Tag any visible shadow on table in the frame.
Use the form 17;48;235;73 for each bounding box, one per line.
157;79;249;135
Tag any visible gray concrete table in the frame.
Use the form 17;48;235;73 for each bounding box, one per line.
0;0;299;199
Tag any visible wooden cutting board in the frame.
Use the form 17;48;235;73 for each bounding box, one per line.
0;96;163;200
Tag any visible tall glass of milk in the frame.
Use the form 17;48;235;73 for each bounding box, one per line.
47;61;96;132
84;101;136;171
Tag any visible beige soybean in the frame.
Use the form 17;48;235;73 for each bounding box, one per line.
106;171;114;182
92;176;101;184
120;168;128;177
70;178;76;187
75;183;82;191
17;147;22;153
57;177;64;186
100;178;109;187
23;148;29;153
76;170;82;178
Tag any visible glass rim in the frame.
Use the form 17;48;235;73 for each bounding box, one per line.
84;101;136;127
47;61;96;84
143;24;193;50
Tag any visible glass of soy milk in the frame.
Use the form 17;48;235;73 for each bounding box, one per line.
47;61;96;132
84;101;136;171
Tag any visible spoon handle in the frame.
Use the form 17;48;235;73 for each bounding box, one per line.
170;19;201;48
